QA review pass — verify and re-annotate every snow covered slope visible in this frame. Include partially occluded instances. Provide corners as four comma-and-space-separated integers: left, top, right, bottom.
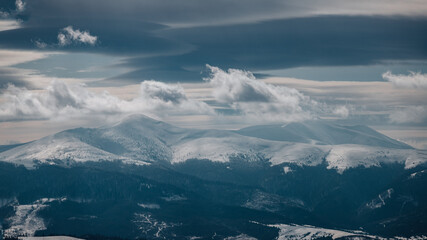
0, 114, 425, 172
4, 198, 66, 238
266, 223, 427, 240
236, 121, 412, 149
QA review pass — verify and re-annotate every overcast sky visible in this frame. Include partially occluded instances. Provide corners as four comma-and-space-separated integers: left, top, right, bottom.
0, 0, 426, 148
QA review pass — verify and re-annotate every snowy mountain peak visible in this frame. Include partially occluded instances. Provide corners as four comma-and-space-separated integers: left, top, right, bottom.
113, 114, 167, 128
0, 117, 424, 172
237, 120, 412, 149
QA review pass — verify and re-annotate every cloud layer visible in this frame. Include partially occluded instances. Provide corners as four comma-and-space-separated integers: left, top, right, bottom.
383, 71, 427, 90
0, 80, 212, 122
1, 4, 426, 83
389, 106, 427, 124
0, 66, 350, 123
9, 0, 427, 27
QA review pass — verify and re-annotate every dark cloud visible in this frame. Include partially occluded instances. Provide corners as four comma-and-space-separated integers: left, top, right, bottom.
20, 0, 292, 27
1, 0, 426, 83
140, 80, 188, 104
0, 24, 187, 56
163, 16, 427, 69
0, 0, 21, 17
0, 0, 17, 13
107, 16, 427, 82
17, 0, 427, 27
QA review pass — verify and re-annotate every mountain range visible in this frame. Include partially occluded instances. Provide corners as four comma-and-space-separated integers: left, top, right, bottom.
0, 114, 426, 239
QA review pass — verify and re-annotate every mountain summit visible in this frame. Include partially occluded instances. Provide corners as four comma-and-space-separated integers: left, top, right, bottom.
237, 120, 411, 149
0, 114, 424, 173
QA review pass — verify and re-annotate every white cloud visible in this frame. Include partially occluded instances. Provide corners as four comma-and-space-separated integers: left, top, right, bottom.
0, 50, 56, 90
15, 0, 25, 13
382, 71, 427, 90
33, 26, 98, 48
333, 105, 350, 118
0, 0, 25, 20
140, 81, 188, 104
0, 20, 21, 31
205, 65, 319, 122
34, 40, 47, 49
0, 80, 213, 122
137, 80, 213, 116
389, 106, 427, 124
0, 50, 49, 67
57, 26, 98, 46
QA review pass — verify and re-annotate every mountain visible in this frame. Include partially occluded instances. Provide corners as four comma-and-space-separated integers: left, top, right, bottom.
0, 114, 423, 173
0, 114, 426, 239
236, 120, 412, 149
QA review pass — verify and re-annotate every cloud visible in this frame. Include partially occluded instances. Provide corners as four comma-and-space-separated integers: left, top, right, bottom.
0, 20, 21, 31
0, 50, 49, 67
110, 16, 427, 83
34, 40, 47, 49
138, 80, 213, 115
32, 26, 98, 49
0, 65, 349, 124
333, 106, 350, 118
57, 26, 98, 46
206, 65, 274, 103
389, 106, 427, 124
0, 68, 32, 90
140, 81, 188, 104
1, 13, 426, 82
14, 0, 427, 28
0, 0, 25, 18
15, 0, 25, 13
0, 80, 212, 122
382, 71, 427, 90
205, 65, 319, 122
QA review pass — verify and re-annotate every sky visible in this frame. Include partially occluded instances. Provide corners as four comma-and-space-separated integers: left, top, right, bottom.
0, 0, 426, 148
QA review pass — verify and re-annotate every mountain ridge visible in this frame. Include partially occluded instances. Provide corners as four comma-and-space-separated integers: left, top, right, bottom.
0, 114, 426, 239
0, 114, 423, 173
236, 120, 412, 149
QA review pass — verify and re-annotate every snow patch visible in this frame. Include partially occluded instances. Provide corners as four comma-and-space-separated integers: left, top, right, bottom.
325, 145, 417, 174
133, 213, 178, 239
269, 223, 381, 240
224, 234, 257, 240
4, 198, 66, 238
172, 136, 267, 164
138, 203, 160, 209
161, 195, 187, 202
366, 188, 394, 209
409, 170, 427, 179
405, 149, 427, 169
283, 166, 293, 174
268, 143, 326, 166
20, 237, 84, 240
0, 133, 150, 168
